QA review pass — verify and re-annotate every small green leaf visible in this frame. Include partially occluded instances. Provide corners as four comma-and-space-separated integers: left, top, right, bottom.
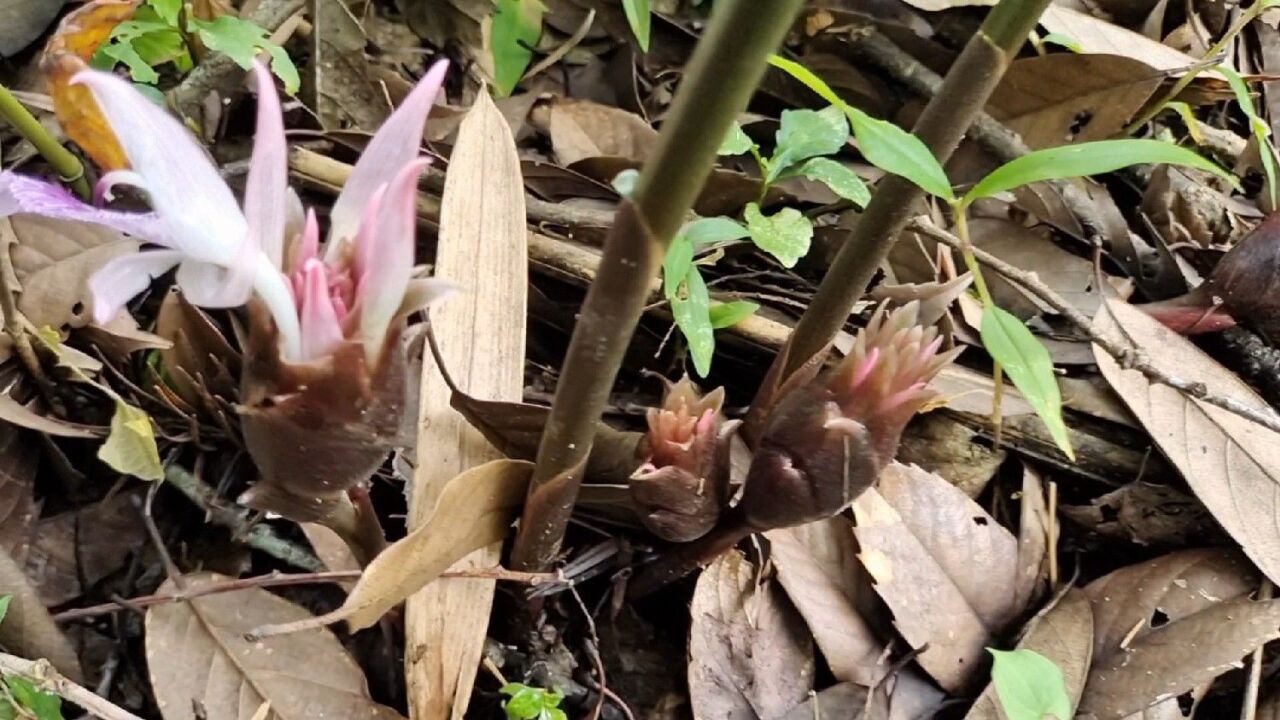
989, 649, 1074, 720
743, 202, 812, 268
1039, 32, 1082, 52
965, 139, 1236, 205
1221, 65, 1277, 207
95, 42, 161, 84
150, 0, 182, 26
663, 235, 694, 298
768, 106, 849, 181
190, 16, 300, 93
719, 122, 755, 156
621, 0, 651, 51
980, 305, 1074, 460
491, 0, 544, 97
1163, 101, 1203, 144
682, 216, 750, 247
98, 401, 164, 481
708, 300, 759, 329
611, 169, 639, 197
767, 55, 954, 200
0, 595, 10, 625
672, 266, 714, 377
4, 678, 62, 720
786, 156, 870, 206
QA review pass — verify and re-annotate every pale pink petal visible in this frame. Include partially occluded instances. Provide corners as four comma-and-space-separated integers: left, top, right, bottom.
73, 69, 247, 264
0, 172, 166, 242
89, 250, 183, 324
395, 277, 462, 318
174, 260, 255, 308
290, 208, 320, 274
299, 259, 344, 361
326, 59, 447, 256
357, 158, 431, 361
244, 61, 289, 269
93, 170, 146, 205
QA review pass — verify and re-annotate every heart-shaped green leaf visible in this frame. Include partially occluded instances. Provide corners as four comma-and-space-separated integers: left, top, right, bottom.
744, 203, 812, 268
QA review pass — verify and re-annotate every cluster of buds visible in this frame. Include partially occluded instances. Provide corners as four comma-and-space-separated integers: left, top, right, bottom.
0, 60, 455, 522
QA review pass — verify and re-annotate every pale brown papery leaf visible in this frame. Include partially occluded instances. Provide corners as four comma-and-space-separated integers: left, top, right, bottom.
0, 544, 83, 682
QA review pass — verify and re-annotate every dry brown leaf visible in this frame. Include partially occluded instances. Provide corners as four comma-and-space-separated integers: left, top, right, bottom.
767, 518, 884, 687
1038, 6, 1212, 76
1078, 549, 1280, 719
895, 0, 994, 10
688, 549, 815, 720
0, 544, 83, 682
25, 489, 146, 605
154, 287, 239, 408
968, 218, 1099, 319
405, 87, 528, 720
145, 572, 403, 720
1060, 481, 1221, 547
548, 98, 658, 166
965, 588, 1094, 720
852, 463, 1022, 692
1093, 297, 1280, 584
776, 683, 866, 720
989, 54, 1162, 148
0, 391, 103, 438
1013, 466, 1049, 612
0, 423, 38, 561
333, 459, 531, 631
311, 0, 391, 130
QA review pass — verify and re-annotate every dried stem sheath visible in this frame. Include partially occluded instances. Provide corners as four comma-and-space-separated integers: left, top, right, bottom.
778, 0, 1052, 379
0, 85, 90, 199
509, 0, 807, 571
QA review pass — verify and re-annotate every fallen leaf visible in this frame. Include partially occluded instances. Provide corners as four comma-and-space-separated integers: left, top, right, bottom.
548, 98, 658, 166
0, 0, 64, 57
154, 287, 240, 409
1038, 6, 1213, 76
1093, 297, 1280, 584
0, 391, 103, 438
406, 88, 529, 720
1013, 466, 1049, 613
965, 589, 1094, 720
0, 545, 82, 682
145, 572, 403, 720
98, 400, 163, 481
311, 0, 391, 130
898, 414, 1007, 499
0, 423, 38, 562
852, 463, 1023, 692
24, 490, 146, 605
688, 550, 815, 720
1060, 481, 1221, 547
776, 683, 866, 720
1078, 549, 1280, 719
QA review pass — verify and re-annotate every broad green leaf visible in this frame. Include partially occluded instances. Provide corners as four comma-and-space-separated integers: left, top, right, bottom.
4, 678, 62, 720
150, 0, 182, 27
1039, 32, 1082, 52
683, 216, 749, 246
709, 300, 759, 329
786, 156, 870, 206
502, 686, 542, 719
768, 106, 848, 181
965, 139, 1235, 205
130, 26, 188, 66
491, 0, 544, 97
98, 401, 164, 481
663, 235, 694, 298
611, 168, 639, 197
744, 202, 812, 268
0, 595, 9, 625
719, 122, 755, 156
621, 0, 651, 51
95, 41, 159, 84
989, 649, 1074, 720
672, 266, 714, 377
190, 16, 300, 93
768, 55, 954, 200
980, 305, 1074, 460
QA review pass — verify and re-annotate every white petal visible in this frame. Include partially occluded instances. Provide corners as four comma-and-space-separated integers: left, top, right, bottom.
89, 250, 183, 324
244, 62, 289, 269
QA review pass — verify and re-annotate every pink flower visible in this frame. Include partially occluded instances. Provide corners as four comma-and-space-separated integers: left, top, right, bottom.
0, 59, 455, 366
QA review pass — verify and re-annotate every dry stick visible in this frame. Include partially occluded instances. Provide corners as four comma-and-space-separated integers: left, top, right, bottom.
1241, 579, 1274, 720
908, 217, 1280, 436
0, 654, 144, 720
776, 0, 1053, 381
508, 0, 809, 572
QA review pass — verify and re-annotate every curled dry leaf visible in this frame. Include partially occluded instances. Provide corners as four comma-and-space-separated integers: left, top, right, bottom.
0, 391, 103, 438
145, 572, 403, 720
0, 545, 83, 682
965, 588, 1094, 720
1079, 548, 1280, 719
153, 287, 240, 410
851, 463, 1023, 693
688, 549, 815, 720
547, 98, 658, 166
1012, 466, 1049, 613
1093, 297, 1280, 584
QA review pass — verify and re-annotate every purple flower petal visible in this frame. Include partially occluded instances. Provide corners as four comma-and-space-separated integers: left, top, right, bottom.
0, 172, 166, 242
89, 250, 183, 324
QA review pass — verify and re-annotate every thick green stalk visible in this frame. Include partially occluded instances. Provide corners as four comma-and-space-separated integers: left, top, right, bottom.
509, 0, 807, 572
778, 0, 1052, 379
0, 84, 91, 200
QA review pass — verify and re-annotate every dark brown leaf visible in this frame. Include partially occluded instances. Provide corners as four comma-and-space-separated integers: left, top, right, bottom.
0, 545, 82, 682
24, 489, 146, 605
0, 423, 38, 561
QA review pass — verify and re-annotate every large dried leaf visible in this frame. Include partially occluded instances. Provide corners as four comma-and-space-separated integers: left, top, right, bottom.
688, 550, 814, 720
24, 489, 146, 605
333, 459, 531, 631
406, 87, 528, 720
1079, 549, 1280, 719
1093, 298, 1280, 584
852, 463, 1022, 692
0, 424, 38, 561
548, 98, 658, 166
1060, 481, 1220, 547
1037, 6, 1210, 76
0, 545, 82, 682
965, 589, 1094, 720
0, 391, 103, 438
145, 572, 403, 720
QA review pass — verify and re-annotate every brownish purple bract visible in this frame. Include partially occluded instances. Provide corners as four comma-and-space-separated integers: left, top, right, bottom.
740, 301, 960, 530
630, 377, 730, 542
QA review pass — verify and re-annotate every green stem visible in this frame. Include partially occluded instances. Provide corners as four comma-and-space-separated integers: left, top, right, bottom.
953, 203, 1005, 445
0, 85, 91, 200
508, 0, 808, 572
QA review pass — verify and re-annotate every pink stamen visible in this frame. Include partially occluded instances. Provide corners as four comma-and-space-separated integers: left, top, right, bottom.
848, 346, 881, 392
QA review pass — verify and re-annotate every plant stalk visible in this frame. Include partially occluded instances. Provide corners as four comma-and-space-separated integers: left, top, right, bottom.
0, 84, 91, 200
509, 0, 807, 572
776, 0, 1052, 380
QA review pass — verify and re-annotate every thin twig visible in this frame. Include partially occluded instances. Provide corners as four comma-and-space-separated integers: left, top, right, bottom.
1241, 578, 1274, 720
908, 216, 1280, 436
0, 653, 144, 720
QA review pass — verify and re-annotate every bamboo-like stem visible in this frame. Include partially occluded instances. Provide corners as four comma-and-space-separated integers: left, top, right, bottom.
0, 85, 91, 200
508, 0, 807, 572
776, 0, 1052, 380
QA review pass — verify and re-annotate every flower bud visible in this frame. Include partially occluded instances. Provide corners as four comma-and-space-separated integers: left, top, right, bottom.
739, 302, 960, 530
